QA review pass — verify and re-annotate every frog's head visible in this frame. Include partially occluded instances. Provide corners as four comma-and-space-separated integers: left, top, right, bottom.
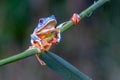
34, 15, 57, 32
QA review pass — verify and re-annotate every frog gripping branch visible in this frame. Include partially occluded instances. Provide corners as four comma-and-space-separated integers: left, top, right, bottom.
30, 13, 80, 65
0, 0, 109, 80
30, 15, 61, 65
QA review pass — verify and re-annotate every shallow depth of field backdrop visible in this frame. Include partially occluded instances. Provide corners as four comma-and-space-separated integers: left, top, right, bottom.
0, 0, 120, 80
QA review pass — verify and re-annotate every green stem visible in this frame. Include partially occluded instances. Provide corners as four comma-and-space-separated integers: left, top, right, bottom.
0, 0, 108, 66
79, 0, 109, 19
0, 48, 39, 66
60, 0, 109, 32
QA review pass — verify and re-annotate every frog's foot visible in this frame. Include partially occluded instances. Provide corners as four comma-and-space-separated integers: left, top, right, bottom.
40, 39, 52, 51
49, 29, 61, 44
50, 37, 59, 44
36, 54, 46, 65
71, 13, 80, 25
29, 40, 41, 49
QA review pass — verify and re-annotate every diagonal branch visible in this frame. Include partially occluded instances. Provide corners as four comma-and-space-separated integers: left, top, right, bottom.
0, 0, 109, 79
0, 0, 108, 68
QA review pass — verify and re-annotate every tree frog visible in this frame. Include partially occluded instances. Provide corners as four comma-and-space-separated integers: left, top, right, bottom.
30, 13, 80, 65
31, 15, 61, 50
30, 15, 61, 65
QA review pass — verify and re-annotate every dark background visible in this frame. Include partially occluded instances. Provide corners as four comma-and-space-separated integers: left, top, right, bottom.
0, 0, 120, 80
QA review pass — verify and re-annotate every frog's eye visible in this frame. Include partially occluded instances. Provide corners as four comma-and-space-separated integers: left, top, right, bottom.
39, 19, 44, 24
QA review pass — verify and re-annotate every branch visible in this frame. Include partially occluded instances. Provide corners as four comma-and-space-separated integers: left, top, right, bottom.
0, 0, 109, 79
0, 48, 39, 66
0, 0, 108, 80
0, 0, 108, 68
60, 0, 109, 32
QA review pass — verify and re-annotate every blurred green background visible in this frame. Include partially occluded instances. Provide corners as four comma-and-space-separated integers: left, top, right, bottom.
0, 0, 120, 80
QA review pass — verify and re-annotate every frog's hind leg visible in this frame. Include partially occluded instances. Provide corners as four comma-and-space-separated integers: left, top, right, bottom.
36, 54, 46, 65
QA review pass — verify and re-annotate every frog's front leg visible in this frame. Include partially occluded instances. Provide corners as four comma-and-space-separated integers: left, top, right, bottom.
30, 33, 41, 46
